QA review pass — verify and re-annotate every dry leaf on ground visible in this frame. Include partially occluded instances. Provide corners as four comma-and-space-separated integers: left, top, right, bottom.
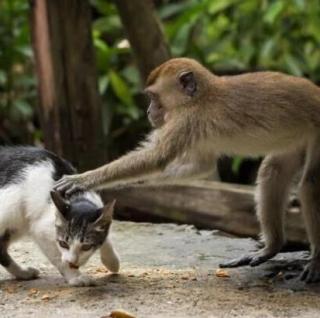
101, 309, 136, 318
215, 269, 230, 278
95, 267, 109, 273
41, 293, 58, 301
28, 288, 39, 296
4, 285, 17, 294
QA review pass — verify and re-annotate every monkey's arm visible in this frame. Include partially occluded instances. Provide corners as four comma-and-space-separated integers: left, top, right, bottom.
55, 123, 190, 194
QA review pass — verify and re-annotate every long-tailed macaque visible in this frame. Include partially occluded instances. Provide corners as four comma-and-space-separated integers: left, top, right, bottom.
55, 58, 320, 283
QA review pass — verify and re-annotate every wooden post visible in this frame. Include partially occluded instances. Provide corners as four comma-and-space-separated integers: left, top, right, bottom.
115, 0, 171, 82
29, 0, 106, 170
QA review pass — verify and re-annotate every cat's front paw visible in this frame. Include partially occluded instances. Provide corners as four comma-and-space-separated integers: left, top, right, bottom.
68, 275, 96, 287
101, 251, 120, 273
16, 267, 40, 280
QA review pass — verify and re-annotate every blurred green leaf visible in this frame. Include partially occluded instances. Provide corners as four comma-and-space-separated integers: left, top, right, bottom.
122, 66, 140, 90
263, 1, 285, 24
207, 0, 236, 15
284, 54, 303, 76
109, 70, 134, 107
232, 156, 243, 174
159, 2, 190, 19
12, 99, 33, 119
171, 22, 195, 56
93, 16, 121, 34
0, 70, 6, 85
98, 75, 109, 94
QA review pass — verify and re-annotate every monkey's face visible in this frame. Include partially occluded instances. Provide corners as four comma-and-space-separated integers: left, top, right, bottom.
145, 90, 166, 128
145, 67, 198, 128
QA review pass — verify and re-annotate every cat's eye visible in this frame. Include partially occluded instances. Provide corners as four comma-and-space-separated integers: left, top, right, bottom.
58, 240, 69, 249
81, 244, 93, 251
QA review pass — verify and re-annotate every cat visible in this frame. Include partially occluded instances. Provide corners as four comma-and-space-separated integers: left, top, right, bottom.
0, 146, 119, 286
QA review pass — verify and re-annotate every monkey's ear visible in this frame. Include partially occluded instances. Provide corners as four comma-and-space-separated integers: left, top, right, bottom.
179, 71, 197, 97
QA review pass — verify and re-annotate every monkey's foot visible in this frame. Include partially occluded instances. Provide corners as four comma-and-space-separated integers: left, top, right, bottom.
300, 259, 320, 283
219, 249, 277, 268
255, 240, 265, 250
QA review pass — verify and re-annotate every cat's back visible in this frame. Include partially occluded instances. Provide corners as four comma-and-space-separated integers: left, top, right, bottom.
0, 146, 75, 188
0, 146, 76, 229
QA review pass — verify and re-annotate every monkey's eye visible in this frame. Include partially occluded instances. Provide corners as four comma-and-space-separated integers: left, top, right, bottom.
81, 244, 93, 251
58, 240, 69, 249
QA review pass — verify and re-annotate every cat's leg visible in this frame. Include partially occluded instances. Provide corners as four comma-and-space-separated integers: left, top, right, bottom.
32, 234, 95, 286
100, 238, 120, 273
0, 230, 39, 280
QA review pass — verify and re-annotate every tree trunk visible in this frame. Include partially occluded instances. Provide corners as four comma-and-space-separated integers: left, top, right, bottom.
29, 0, 106, 171
115, 0, 171, 83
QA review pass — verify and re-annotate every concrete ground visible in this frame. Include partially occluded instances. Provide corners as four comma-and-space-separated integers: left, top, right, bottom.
1, 221, 320, 318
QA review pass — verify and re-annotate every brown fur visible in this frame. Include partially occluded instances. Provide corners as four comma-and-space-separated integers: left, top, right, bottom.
56, 58, 320, 283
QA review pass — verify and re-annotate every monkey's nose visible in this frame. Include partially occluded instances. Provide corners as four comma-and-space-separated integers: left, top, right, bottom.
69, 262, 79, 269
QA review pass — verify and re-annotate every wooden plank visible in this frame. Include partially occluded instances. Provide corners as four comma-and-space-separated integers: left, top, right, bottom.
29, 0, 106, 170
102, 180, 307, 244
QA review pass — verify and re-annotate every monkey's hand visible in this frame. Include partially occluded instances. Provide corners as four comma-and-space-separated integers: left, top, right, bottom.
54, 173, 93, 196
219, 248, 278, 268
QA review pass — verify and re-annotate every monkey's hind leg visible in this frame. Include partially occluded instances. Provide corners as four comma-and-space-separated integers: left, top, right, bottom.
299, 136, 320, 283
220, 149, 303, 268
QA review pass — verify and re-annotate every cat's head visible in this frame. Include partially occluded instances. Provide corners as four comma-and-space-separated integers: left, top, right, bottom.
50, 190, 115, 269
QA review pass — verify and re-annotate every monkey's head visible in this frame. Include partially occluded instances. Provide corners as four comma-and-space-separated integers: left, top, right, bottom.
145, 58, 212, 128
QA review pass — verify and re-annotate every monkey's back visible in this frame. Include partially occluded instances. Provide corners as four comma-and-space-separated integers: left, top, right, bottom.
218, 72, 320, 127
205, 72, 320, 155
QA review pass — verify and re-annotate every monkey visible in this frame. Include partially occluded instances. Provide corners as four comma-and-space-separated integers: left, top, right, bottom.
55, 57, 320, 283
146, 84, 215, 180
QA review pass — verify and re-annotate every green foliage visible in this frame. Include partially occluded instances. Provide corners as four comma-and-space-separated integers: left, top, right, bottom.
161, 0, 320, 81
0, 0, 37, 144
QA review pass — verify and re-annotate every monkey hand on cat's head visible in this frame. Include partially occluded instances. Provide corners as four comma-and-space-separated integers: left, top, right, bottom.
54, 172, 92, 196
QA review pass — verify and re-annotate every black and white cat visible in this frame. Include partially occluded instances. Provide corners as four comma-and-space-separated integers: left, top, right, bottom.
0, 146, 119, 286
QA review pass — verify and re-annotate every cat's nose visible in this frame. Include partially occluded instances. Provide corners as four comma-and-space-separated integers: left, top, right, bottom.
69, 262, 79, 269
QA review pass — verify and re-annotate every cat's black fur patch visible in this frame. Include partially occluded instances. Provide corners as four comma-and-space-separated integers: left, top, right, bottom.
68, 200, 102, 223
0, 230, 11, 267
66, 199, 108, 244
65, 193, 101, 221
0, 146, 76, 187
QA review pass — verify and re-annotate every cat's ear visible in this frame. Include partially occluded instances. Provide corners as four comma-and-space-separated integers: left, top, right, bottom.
50, 190, 70, 218
94, 199, 116, 230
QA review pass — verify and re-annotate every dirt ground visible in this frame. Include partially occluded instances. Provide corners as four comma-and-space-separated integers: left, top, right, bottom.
1, 221, 320, 318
